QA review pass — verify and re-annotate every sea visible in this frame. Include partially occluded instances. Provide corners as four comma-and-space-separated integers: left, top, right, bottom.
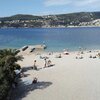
0, 27, 100, 52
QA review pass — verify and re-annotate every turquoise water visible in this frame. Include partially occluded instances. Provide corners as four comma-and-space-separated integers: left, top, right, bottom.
0, 27, 100, 51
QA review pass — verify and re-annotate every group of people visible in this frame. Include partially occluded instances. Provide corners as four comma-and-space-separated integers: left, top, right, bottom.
32, 58, 52, 84
33, 58, 52, 70
44, 58, 52, 68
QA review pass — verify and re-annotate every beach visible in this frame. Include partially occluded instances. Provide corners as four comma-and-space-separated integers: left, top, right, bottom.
11, 50, 100, 100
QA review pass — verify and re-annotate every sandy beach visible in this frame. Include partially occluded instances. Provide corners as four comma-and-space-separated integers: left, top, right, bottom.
12, 50, 100, 100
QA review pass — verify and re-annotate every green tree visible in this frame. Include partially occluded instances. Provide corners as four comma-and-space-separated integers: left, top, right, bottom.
0, 49, 23, 100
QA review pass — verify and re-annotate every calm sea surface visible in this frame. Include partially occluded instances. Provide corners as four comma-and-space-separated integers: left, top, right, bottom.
0, 27, 100, 51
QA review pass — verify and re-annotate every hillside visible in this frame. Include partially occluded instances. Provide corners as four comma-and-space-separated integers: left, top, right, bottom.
0, 12, 100, 28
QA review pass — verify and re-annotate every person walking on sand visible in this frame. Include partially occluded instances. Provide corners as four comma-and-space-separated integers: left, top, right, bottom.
33, 60, 37, 70
44, 58, 47, 68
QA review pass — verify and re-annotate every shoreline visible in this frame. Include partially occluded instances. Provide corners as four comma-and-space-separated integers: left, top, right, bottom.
17, 46, 100, 56
0, 26, 100, 29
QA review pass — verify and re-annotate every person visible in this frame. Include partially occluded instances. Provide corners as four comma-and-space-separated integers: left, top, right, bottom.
59, 54, 62, 58
47, 60, 51, 67
63, 49, 69, 55
44, 58, 47, 67
48, 52, 51, 55
33, 60, 37, 70
20, 72, 24, 77
32, 77, 37, 84
89, 55, 92, 58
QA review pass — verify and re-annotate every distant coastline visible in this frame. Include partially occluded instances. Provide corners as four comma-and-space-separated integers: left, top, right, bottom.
0, 12, 100, 28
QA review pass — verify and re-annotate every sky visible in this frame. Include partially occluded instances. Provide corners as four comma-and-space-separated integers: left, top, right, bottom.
0, 0, 100, 17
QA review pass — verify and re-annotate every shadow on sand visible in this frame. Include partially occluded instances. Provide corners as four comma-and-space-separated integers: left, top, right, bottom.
22, 66, 33, 72
22, 73, 30, 77
22, 66, 43, 72
10, 80, 52, 100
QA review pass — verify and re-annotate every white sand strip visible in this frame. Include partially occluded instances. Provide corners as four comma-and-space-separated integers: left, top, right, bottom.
15, 51, 100, 100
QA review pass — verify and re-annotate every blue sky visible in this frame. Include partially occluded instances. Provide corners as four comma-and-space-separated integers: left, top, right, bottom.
0, 0, 100, 17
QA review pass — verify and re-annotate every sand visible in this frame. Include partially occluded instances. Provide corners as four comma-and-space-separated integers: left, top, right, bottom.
12, 50, 100, 100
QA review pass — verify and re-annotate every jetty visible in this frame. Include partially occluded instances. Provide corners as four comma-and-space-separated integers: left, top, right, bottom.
18, 44, 47, 55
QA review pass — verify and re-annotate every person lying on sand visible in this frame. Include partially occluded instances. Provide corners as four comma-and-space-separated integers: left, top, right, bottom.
55, 54, 62, 58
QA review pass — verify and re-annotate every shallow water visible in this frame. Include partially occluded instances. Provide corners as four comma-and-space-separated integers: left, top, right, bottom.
0, 27, 100, 51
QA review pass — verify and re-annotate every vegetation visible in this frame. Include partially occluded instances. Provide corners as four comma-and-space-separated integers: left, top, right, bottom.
0, 12, 100, 28
0, 49, 23, 100
0, 14, 43, 21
